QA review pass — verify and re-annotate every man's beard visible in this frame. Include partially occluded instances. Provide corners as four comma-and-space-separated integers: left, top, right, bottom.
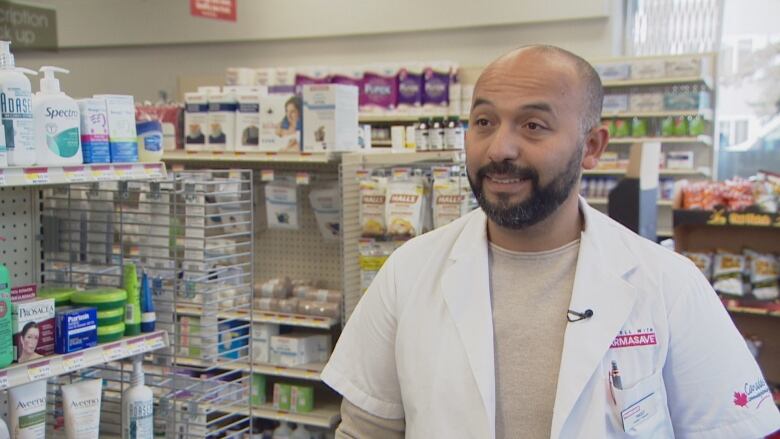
468, 144, 583, 230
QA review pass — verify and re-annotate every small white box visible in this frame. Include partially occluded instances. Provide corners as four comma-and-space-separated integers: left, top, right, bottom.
595, 63, 631, 81
234, 86, 268, 152
184, 92, 209, 151
270, 333, 331, 367
665, 57, 702, 78
207, 91, 237, 151
252, 323, 280, 363
665, 151, 694, 169
302, 84, 359, 152
630, 60, 666, 79
259, 94, 301, 152
225, 67, 256, 86
602, 94, 629, 113
629, 93, 664, 112
94, 94, 138, 162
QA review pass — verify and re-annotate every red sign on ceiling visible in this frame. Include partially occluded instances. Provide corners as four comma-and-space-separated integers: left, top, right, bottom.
190, 0, 237, 22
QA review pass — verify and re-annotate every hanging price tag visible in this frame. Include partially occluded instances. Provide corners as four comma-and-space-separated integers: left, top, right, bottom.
144, 334, 165, 350
392, 167, 411, 180
113, 164, 133, 179
260, 169, 274, 182
0, 371, 8, 390
91, 165, 116, 181
63, 166, 87, 183
62, 352, 85, 373
27, 360, 52, 381
127, 338, 147, 355
102, 342, 126, 362
355, 169, 369, 180
295, 172, 310, 185
432, 166, 451, 179
23, 167, 49, 185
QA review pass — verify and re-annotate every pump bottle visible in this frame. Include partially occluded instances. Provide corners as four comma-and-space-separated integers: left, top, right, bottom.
33, 66, 82, 165
122, 355, 154, 439
0, 41, 36, 166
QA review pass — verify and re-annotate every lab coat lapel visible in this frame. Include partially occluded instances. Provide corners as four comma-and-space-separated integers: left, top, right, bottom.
551, 202, 639, 439
440, 210, 496, 439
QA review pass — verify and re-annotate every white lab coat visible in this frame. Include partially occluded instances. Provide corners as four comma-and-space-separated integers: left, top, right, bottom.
322, 199, 780, 438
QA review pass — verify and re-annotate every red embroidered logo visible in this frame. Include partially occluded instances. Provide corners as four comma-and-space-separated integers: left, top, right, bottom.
733, 392, 749, 407
609, 333, 657, 349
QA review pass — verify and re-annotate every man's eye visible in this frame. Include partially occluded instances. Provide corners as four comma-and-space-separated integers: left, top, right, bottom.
475, 118, 491, 127
526, 122, 544, 130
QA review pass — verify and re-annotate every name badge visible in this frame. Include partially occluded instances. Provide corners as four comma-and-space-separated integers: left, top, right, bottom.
621, 391, 659, 433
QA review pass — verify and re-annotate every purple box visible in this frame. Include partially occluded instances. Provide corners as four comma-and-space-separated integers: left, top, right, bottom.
397, 67, 423, 108
423, 66, 451, 107
361, 65, 398, 111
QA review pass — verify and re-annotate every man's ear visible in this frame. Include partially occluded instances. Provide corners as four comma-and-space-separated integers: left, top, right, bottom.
582, 124, 610, 170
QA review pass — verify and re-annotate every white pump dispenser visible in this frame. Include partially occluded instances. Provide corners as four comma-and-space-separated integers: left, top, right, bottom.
0, 41, 36, 166
33, 65, 83, 165
122, 356, 154, 439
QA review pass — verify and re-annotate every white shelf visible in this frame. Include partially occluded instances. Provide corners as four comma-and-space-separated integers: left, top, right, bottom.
608, 135, 712, 146
358, 150, 464, 166
175, 305, 339, 329
585, 198, 674, 207
359, 114, 467, 123
0, 330, 168, 390
602, 75, 713, 88
163, 150, 339, 164
208, 401, 341, 429
371, 140, 392, 146
175, 357, 326, 381
602, 109, 713, 120
583, 168, 710, 177
0, 162, 166, 188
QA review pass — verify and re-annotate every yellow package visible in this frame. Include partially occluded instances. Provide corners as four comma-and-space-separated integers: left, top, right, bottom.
386, 178, 425, 238
359, 177, 387, 237
433, 176, 471, 229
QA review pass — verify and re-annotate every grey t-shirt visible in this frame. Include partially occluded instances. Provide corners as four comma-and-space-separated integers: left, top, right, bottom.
490, 239, 580, 438
336, 239, 581, 439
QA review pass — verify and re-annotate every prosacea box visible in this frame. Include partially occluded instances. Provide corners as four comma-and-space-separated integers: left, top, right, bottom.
55, 306, 98, 354
12, 298, 55, 362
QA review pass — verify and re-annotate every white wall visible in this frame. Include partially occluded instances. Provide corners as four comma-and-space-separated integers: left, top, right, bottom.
30, 0, 609, 47
15, 1, 617, 101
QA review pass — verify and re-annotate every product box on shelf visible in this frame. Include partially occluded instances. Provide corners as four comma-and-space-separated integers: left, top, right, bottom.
225, 67, 256, 86
361, 64, 398, 113
629, 92, 664, 112
94, 94, 138, 162
55, 306, 97, 354
179, 315, 202, 357
258, 94, 301, 152
77, 98, 111, 163
630, 59, 666, 79
396, 63, 424, 114
594, 63, 631, 81
422, 62, 453, 114
185, 92, 209, 151
234, 86, 267, 152
218, 320, 249, 360
273, 383, 292, 411
665, 151, 694, 169
665, 56, 702, 78
291, 385, 314, 413
252, 323, 280, 363
602, 94, 629, 113
270, 333, 331, 367
302, 84, 359, 152
206, 91, 237, 151
12, 297, 56, 362
251, 373, 266, 406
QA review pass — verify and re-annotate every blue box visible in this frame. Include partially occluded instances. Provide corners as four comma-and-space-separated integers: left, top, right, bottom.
55, 307, 98, 354
218, 320, 249, 360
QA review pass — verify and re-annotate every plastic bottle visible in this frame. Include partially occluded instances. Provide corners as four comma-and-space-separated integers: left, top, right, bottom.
0, 41, 35, 166
122, 356, 154, 439
33, 66, 83, 166
0, 265, 13, 368
139, 271, 155, 332
272, 421, 293, 439
444, 116, 464, 150
123, 263, 141, 336
290, 424, 311, 439
428, 117, 444, 150
414, 118, 429, 151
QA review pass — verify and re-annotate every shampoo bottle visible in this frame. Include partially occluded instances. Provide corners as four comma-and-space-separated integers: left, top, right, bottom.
122, 355, 154, 439
33, 66, 82, 166
0, 265, 12, 367
0, 41, 36, 166
123, 263, 141, 336
139, 271, 155, 332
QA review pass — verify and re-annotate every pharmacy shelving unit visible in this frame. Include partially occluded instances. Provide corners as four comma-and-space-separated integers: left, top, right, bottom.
0, 162, 171, 435
162, 149, 464, 432
673, 209, 780, 394
40, 170, 255, 437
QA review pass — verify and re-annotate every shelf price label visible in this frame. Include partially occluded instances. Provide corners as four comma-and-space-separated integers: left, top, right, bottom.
143, 164, 164, 179
113, 164, 134, 179
23, 167, 49, 185
127, 338, 147, 355
27, 360, 52, 381
295, 172, 310, 185
0, 371, 7, 390
145, 334, 166, 350
102, 343, 126, 362
260, 169, 274, 182
91, 165, 116, 181
63, 166, 87, 183
62, 353, 85, 373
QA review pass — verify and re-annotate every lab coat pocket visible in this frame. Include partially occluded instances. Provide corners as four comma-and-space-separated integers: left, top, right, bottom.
608, 369, 666, 437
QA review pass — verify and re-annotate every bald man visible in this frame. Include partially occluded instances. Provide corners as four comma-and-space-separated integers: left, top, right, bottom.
322, 45, 780, 438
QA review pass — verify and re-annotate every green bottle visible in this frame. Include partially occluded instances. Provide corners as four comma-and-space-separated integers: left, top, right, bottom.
688, 115, 706, 136
123, 264, 141, 336
0, 265, 13, 367
660, 117, 675, 137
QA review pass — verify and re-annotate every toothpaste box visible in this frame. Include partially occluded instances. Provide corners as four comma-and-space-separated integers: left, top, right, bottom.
93, 95, 139, 162
55, 306, 97, 354
77, 98, 111, 164
302, 84, 359, 152
12, 298, 56, 362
